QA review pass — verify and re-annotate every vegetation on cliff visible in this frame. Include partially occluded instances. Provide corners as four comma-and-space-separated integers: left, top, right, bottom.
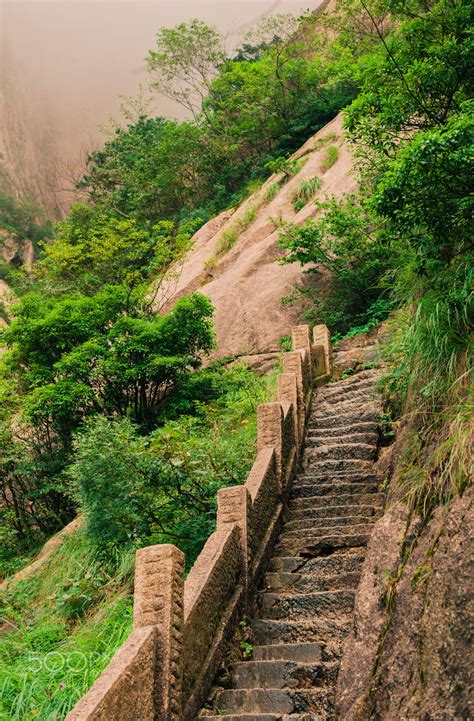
0, 0, 472, 717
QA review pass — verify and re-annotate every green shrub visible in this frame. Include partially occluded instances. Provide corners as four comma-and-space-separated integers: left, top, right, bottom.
264, 182, 281, 203
321, 145, 339, 172
292, 177, 321, 211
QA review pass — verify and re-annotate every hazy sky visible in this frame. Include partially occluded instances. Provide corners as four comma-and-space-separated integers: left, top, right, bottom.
1, 0, 311, 156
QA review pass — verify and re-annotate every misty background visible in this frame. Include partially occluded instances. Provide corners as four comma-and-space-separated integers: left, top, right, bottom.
0, 0, 310, 215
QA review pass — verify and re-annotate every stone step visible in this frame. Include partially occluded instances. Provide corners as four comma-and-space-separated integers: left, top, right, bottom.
257, 590, 355, 621
304, 442, 377, 462
268, 551, 365, 575
274, 532, 370, 557
309, 409, 380, 430
317, 368, 381, 396
253, 642, 324, 663
263, 570, 361, 594
315, 385, 378, 405
214, 687, 335, 715
230, 660, 339, 689
201, 714, 330, 721
285, 504, 380, 522
302, 458, 374, 474
250, 618, 352, 646
307, 421, 379, 439
279, 522, 373, 543
289, 492, 383, 511
283, 514, 376, 532
305, 431, 379, 448
314, 396, 380, 416
295, 472, 380, 485
290, 481, 380, 499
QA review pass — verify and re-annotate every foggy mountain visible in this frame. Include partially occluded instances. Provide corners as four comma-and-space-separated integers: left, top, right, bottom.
0, 0, 309, 216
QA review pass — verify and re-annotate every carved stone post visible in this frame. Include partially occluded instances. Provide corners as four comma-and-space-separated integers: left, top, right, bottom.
257, 403, 284, 490
217, 485, 251, 590
292, 324, 311, 353
134, 544, 185, 721
277, 373, 299, 445
283, 352, 305, 438
313, 324, 331, 376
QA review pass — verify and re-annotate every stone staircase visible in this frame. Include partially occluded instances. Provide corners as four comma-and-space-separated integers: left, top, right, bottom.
201, 368, 384, 721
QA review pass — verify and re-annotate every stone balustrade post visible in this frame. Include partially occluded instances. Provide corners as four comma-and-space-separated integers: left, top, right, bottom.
277, 373, 299, 445
292, 324, 311, 353
134, 544, 185, 721
257, 403, 284, 490
313, 324, 331, 376
217, 485, 251, 589
282, 352, 305, 437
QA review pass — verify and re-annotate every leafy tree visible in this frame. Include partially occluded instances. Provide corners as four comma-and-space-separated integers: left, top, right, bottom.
39, 205, 194, 293
146, 19, 226, 119
78, 117, 210, 224
279, 195, 395, 334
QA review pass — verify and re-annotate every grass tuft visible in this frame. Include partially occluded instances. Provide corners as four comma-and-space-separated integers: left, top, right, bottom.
321, 145, 339, 172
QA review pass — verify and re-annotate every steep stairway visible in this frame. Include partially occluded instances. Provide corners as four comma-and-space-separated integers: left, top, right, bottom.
201, 368, 384, 721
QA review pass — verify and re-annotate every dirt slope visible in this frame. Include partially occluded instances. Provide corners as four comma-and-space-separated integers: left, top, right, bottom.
159, 113, 356, 358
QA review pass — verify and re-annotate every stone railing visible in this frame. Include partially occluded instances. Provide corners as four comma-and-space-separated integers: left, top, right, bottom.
66, 324, 331, 721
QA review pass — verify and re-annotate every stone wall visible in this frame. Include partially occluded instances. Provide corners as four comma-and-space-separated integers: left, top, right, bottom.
65, 324, 331, 721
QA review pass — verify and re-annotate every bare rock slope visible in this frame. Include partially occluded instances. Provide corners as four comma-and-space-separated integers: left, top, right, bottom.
160, 113, 356, 358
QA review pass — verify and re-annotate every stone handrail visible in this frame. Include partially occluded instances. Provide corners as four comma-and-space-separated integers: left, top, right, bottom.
65, 324, 331, 721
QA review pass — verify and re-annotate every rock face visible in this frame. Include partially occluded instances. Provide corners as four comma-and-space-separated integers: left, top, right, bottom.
200, 369, 385, 719
337, 486, 473, 720
160, 113, 356, 359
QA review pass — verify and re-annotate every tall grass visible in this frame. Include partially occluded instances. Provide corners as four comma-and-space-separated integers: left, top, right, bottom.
383, 273, 473, 515
321, 145, 339, 172
0, 535, 134, 720
292, 177, 321, 212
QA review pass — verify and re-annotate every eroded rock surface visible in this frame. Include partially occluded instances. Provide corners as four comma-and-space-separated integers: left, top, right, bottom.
337, 486, 473, 720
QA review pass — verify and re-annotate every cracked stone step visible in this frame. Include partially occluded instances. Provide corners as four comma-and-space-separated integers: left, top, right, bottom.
295, 471, 380, 483
274, 532, 370, 556
279, 522, 374, 543
315, 385, 378, 404
257, 590, 356, 621
214, 687, 335, 715
286, 505, 381, 524
201, 714, 330, 721
304, 442, 377, 462
230, 660, 339, 689
302, 458, 374, 474
268, 551, 365, 575
289, 492, 383, 510
252, 643, 324, 663
283, 514, 377, 531
290, 481, 380, 499
309, 409, 380, 430
263, 570, 361, 594
319, 369, 380, 389
250, 618, 352, 645
305, 432, 379, 448
306, 421, 379, 439
314, 397, 381, 416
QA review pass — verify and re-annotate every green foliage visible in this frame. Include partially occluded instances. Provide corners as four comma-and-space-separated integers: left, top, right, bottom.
0, 291, 214, 548
146, 19, 226, 118
264, 182, 281, 203
265, 156, 303, 181
279, 195, 394, 334
69, 364, 275, 564
0, 535, 134, 720
321, 145, 339, 171
292, 177, 321, 211
0, 192, 52, 249
78, 116, 212, 225
40, 206, 194, 292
